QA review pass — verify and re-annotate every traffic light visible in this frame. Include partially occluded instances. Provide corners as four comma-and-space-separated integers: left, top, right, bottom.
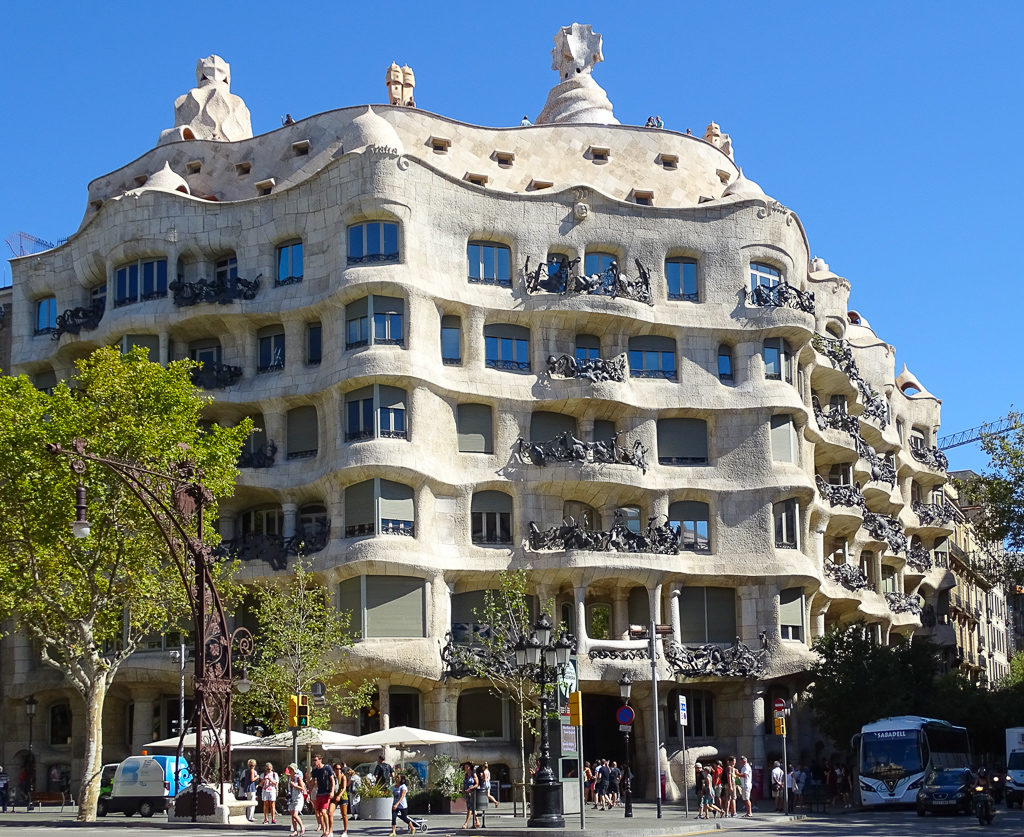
774, 717, 786, 736
297, 694, 309, 727
568, 691, 582, 727
288, 694, 299, 728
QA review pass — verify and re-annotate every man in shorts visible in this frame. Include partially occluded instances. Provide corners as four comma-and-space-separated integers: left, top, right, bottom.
311, 753, 336, 837
737, 755, 753, 817
721, 757, 736, 817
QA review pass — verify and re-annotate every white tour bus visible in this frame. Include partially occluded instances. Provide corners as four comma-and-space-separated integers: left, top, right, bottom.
853, 716, 971, 807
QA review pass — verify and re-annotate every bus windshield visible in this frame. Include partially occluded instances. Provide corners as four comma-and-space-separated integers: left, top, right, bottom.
924, 725, 971, 769
861, 729, 923, 779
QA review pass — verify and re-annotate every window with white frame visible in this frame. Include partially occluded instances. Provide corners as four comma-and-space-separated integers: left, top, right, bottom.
750, 261, 781, 291
669, 501, 710, 551
239, 506, 284, 536
345, 385, 408, 442
115, 258, 168, 307
467, 241, 512, 287
763, 337, 792, 382
779, 587, 805, 641
215, 255, 238, 286
189, 338, 222, 366
773, 498, 800, 549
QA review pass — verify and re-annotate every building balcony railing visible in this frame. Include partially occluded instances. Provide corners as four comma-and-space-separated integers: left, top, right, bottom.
815, 475, 866, 511
169, 273, 261, 307
345, 522, 375, 538
468, 274, 512, 288
524, 256, 654, 305
190, 361, 243, 390
347, 252, 399, 266
545, 352, 628, 383
215, 526, 329, 571
286, 448, 318, 461
906, 545, 933, 572
813, 402, 861, 436
910, 443, 949, 472
381, 519, 415, 536
911, 500, 956, 527
486, 358, 531, 372
274, 274, 303, 287
528, 516, 682, 554
747, 281, 815, 314
237, 440, 277, 469
52, 299, 105, 340
825, 561, 871, 591
345, 429, 375, 443
514, 431, 649, 472
885, 592, 923, 615
664, 637, 768, 679
810, 333, 890, 429
862, 512, 908, 555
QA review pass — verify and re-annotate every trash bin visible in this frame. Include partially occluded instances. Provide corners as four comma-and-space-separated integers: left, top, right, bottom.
475, 788, 490, 811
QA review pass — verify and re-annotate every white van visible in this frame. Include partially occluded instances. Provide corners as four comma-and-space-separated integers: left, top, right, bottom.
97, 755, 191, 817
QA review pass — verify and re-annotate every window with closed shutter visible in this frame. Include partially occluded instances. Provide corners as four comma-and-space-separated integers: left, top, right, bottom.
530, 411, 577, 442
365, 576, 425, 637
345, 480, 375, 537
458, 404, 493, 453
657, 418, 708, 465
286, 406, 318, 459
770, 415, 798, 463
779, 587, 804, 641
379, 479, 415, 535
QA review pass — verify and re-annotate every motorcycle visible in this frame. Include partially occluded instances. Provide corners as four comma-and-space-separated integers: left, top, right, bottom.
974, 783, 995, 825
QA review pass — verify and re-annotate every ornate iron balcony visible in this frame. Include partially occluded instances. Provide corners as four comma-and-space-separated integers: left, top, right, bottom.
863, 512, 908, 555
486, 358, 531, 372
379, 429, 408, 440
910, 444, 949, 471
811, 334, 890, 428
630, 368, 677, 381
664, 636, 768, 678
169, 273, 261, 307
912, 500, 956, 526
524, 256, 654, 305
813, 401, 861, 436
906, 545, 933, 572
274, 274, 303, 287
237, 440, 277, 469
748, 281, 814, 314
855, 437, 897, 485
381, 519, 415, 536
216, 533, 287, 571
815, 475, 866, 511
514, 430, 649, 473
286, 449, 318, 460
825, 561, 871, 591
344, 429, 375, 443
52, 299, 105, 340
528, 515, 680, 554
348, 252, 399, 265
345, 522, 375, 538
468, 274, 512, 287
190, 361, 243, 390
885, 592, 923, 615
546, 352, 627, 383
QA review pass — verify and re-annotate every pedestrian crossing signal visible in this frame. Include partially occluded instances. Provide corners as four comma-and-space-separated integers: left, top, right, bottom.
774, 717, 786, 736
568, 691, 582, 727
288, 694, 299, 728
297, 694, 310, 727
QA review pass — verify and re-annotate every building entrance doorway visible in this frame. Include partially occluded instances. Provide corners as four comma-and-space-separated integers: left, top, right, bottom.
582, 693, 641, 793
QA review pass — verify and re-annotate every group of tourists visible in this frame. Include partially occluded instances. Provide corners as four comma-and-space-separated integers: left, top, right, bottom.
241, 755, 361, 837
694, 755, 754, 819
583, 759, 630, 809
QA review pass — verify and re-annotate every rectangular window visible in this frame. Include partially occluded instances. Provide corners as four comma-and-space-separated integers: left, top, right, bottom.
378, 385, 408, 439
484, 324, 530, 372
257, 330, 286, 371
306, 323, 322, 365
467, 242, 512, 286
472, 511, 511, 544
346, 387, 375, 442
628, 336, 676, 380
457, 403, 494, 453
657, 418, 708, 465
774, 499, 799, 549
277, 241, 304, 284
36, 297, 58, 333
763, 337, 792, 383
346, 297, 369, 349
441, 315, 462, 365
666, 258, 698, 301
348, 222, 399, 264
372, 296, 404, 345
779, 588, 804, 641
718, 346, 733, 382
584, 252, 616, 282
340, 576, 426, 638
115, 258, 167, 307
770, 415, 798, 462
679, 587, 736, 643
215, 256, 238, 285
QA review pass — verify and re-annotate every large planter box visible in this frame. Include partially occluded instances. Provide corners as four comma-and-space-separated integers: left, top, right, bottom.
360, 797, 393, 821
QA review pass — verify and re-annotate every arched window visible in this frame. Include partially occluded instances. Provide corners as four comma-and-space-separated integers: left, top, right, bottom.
471, 491, 512, 545
49, 702, 72, 746
457, 688, 508, 739
114, 257, 168, 307
773, 498, 800, 549
584, 251, 616, 276
750, 262, 781, 291
669, 501, 710, 552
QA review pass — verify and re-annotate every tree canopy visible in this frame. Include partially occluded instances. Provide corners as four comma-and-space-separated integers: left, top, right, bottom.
0, 346, 249, 820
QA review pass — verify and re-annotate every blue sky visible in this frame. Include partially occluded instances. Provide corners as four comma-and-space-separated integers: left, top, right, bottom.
3, 2, 1020, 472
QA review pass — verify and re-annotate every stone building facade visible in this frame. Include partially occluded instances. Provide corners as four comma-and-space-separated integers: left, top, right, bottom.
3, 29, 958, 800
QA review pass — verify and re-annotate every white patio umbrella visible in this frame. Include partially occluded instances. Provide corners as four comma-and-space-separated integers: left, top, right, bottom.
331, 725, 475, 774
238, 727, 367, 770
142, 729, 259, 750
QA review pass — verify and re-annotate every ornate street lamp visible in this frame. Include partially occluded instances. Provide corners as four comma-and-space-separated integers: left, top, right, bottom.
50, 439, 252, 821
514, 616, 575, 829
25, 696, 37, 810
618, 675, 633, 818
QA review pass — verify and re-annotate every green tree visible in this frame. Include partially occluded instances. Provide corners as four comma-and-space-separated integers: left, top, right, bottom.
1003, 650, 1024, 689
0, 347, 248, 821
443, 570, 555, 815
233, 559, 372, 733
807, 623, 940, 751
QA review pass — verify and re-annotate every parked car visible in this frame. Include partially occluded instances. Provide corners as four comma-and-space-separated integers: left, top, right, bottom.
916, 767, 976, 816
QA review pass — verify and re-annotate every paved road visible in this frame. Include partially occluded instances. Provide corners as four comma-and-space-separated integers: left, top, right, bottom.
0, 802, 1021, 836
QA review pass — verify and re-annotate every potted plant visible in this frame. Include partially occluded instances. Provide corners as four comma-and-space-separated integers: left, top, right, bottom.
427, 754, 462, 815
355, 777, 392, 821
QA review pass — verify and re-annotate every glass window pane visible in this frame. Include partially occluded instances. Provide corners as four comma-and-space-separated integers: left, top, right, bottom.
156, 259, 167, 292
468, 244, 481, 278
485, 335, 497, 362
349, 226, 363, 259
278, 248, 289, 281
383, 223, 398, 256
515, 338, 528, 364
483, 246, 495, 279
497, 246, 510, 280
666, 261, 680, 295
367, 222, 381, 255
500, 337, 513, 360
442, 327, 460, 359
682, 261, 697, 295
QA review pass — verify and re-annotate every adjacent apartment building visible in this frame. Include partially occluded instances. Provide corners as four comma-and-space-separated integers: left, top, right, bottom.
2, 26, 964, 800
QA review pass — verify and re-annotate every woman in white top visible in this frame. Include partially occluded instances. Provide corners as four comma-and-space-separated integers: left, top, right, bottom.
261, 762, 279, 825
483, 762, 498, 807
285, 763, 306, 836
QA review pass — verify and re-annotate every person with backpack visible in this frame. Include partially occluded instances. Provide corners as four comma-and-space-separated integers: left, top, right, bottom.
373, 754, 394, 785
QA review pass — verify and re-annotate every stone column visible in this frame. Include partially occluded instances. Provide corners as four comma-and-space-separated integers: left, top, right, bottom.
465, 308, 486, 369
263, 405, 286, 454
649, 580, 664, 626
377, 678, 391, 730
282, 503, 298, 540
611, 588, 629, 639
427, 572, 449, 640
131, 689, 162, 754
158, 332, 170, 365
574, 585, 589, 655
669, 584, 682, 644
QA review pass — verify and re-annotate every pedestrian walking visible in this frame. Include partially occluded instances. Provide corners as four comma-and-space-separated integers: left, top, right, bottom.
483, 761, 498, 807
242, 758, 259, 821
390, 773, 415, 835
310, 753, 336, 837
331, 762, 349, 837
374, 754, 394, 786
608, 761, 621, 807
347, 767, 362, 820
0, 766, 8, 813
285, 763, 307, 837
583, 761, 594, 804
461, 762, 480, 829
260, 762, 279, 825
722, 756, 737, 817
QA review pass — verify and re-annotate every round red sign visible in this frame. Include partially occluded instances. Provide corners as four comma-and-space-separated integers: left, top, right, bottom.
774, 698, 786, 713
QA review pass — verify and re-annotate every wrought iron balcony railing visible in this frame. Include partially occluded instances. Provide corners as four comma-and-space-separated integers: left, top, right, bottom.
885, 592, 923, 615
528, 515, 681, 554
664, 636, 768, 679
524, 256, 654, 305
514, 431, 648, 473
169, 273, 261, 307
906, 545, 933, 572
545, 353, 627, 383
748, 281, 815, 314
912, 500, 956, 527
811, 333, 890, 428
825, 561, 872, 591
52, 299, 105, 340
815, 475, 866, 511
863, 512, 908, 555
237, 441, 277, 469
910, 444, 949, 472
190, 361, 243, 390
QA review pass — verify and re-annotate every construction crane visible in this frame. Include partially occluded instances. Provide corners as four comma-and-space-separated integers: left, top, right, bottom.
5, 231, 56, 258
938, 416, 1021, 451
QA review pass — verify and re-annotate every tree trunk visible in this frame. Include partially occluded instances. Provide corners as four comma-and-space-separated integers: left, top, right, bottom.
75, 677, 108, 822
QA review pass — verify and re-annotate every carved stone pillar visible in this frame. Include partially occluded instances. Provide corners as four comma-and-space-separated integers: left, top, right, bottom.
131, 689, 162, 754
282, 503, 298, 540
574, 585, 589, 654
377, 678, 391, 730
611, 588, 629, 639
669, 584, 682, 644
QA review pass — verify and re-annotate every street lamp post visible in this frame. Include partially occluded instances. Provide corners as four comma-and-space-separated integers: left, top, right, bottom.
169, 643, 188, 770
25, 696, 37, 810
618, 675, 633, 818
49, 439, 252, 821
514, 615, 574, 829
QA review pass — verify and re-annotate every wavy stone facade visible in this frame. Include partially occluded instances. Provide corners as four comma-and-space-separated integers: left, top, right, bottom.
3, 38, 957, 801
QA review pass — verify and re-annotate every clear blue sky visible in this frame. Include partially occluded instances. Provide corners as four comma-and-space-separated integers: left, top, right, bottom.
3, 2, 1020, 472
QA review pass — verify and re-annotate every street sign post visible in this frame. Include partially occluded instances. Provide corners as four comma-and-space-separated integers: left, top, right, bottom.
615, 705, 635, 726
774, 698, 788, 813
774, 697, 786, 714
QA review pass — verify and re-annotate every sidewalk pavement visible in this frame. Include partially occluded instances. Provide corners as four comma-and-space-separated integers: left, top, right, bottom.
0, 798, 823, 834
